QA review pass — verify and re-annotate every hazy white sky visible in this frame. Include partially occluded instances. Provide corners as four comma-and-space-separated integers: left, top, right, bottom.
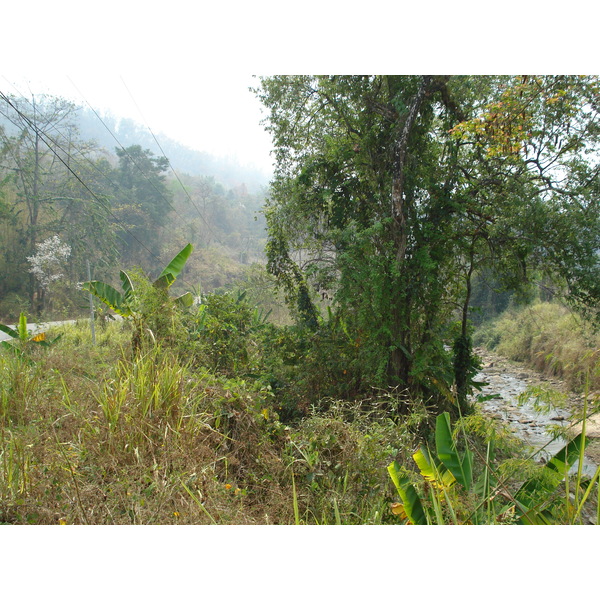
2, 72, 275, 175
2, 1, 596, 181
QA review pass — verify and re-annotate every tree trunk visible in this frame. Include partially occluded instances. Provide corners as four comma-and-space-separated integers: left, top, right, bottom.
454, 244, 476, 414
387, 76, 432, 387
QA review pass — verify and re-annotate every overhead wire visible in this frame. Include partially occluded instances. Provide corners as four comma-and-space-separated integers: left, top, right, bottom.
66, 77, 195, 234
118, 76, 220, 243
0, 82, 204, 281
0, 79, 228, 290
4, 78, 196, 246
0, 90, 170, 272
3, 78, 221, 247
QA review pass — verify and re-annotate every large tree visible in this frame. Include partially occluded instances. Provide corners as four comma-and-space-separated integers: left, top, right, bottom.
255, 75, 600, 413
111, 144, 174, 267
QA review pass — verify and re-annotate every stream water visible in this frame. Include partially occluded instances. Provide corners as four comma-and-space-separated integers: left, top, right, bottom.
472, 349, 597, 478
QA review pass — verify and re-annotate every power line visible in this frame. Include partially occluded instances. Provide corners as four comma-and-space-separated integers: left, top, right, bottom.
0, 91, 169, 271
66, 77, 194, 234
4, 79, 193, 239
2, 80, 198, 260
119, 76, 220, 242
1, 83, 200, 258
0, 90, 205, 293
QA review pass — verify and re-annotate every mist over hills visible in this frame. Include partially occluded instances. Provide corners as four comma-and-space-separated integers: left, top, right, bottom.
0, 96, 272, 192
76, 107, 272, 192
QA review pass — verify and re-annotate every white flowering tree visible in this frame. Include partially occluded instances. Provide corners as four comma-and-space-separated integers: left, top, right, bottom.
26, 235, 72, 311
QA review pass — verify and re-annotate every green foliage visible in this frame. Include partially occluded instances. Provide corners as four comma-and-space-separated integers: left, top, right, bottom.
256, 75, 600, 416
474, 301, 600, 392
0, 312, 62, 362
83, 244, 194, 354
388, 409, 599, 525
111, 145, 174, 259
185, 290, 257, 375
0, 94, 119, 315
452, 333, 483, 413
513, 433, 590, 524
388, 411, 507, 524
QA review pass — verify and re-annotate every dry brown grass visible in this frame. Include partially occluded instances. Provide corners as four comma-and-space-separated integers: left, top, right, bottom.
0, 322, 296, 524
1, 320, 408, 525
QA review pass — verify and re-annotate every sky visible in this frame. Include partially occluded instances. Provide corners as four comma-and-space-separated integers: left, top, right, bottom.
3, 1, 597, 183
2, 72, 276, 175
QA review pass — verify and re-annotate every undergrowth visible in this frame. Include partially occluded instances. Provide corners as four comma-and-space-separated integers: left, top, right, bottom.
2, 297, 599, 525
0, 320, 422, 524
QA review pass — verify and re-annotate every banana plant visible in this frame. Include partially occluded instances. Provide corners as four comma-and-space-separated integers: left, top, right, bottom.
388, 411, 592, 525
82, 244, 194, 353
388, 412, 473, 524
0, 311, 62, 360
82, 243, 195, 317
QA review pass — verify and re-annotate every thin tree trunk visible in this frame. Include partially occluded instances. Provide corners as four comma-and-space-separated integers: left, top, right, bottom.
388, 76, 432, 387
454, 243, 476, 414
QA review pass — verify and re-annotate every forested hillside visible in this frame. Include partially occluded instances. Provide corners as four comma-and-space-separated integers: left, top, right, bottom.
76, 107, 271, 191
0, 92, 272, 320
2, 76, 600, 527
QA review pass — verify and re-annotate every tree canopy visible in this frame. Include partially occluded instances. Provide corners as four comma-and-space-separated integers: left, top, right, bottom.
255, 75, 600, 412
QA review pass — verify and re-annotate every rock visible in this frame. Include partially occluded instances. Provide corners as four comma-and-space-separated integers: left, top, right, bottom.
570, 414, 600, 438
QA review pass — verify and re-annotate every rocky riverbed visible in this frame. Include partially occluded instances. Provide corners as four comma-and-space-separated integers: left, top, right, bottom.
473, 347, 600, 471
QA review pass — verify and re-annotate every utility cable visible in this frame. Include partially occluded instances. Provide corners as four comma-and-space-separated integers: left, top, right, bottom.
66, 77, 194, 234
0, 84, 196, 270
119, 76, 220, 242
0, 91, 169, 271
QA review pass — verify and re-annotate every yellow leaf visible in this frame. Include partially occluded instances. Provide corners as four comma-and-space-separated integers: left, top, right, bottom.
391, 502, 408, 518
31, 332, 46, 342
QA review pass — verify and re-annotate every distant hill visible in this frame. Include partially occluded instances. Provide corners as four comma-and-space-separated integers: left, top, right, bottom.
0, 97, 271, 192
76, 107, 272, 192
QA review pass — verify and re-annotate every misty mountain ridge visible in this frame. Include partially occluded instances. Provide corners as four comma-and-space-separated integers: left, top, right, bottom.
0, 96, 271, 192
76, 107, 272, 192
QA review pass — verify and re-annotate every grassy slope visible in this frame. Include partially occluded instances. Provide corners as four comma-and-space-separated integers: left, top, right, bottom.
474, 301, 600, 394
2, 305, 597, 525
0, 320, 411, 525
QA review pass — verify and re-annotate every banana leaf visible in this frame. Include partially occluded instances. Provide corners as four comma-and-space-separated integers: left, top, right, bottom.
0, 322, 19, 340
413, 447, 456, 488
174, 292, 194, 308
155, 243, 193, 289
388, 461, 427, 525
17, 312, 28, 341
435, 412, 473, 491
119, 270, 135, 302
83, 281, 131, 317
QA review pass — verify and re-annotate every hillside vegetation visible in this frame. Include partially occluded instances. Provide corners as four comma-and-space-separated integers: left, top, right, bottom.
0, 93, 269, 322
475, 301, 600, 394
1, 278, 597, 525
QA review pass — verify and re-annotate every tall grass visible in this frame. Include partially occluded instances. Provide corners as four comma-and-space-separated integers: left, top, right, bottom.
474, 301, 600, 393
0, 320, 420, 524
3, 312, 598, 525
